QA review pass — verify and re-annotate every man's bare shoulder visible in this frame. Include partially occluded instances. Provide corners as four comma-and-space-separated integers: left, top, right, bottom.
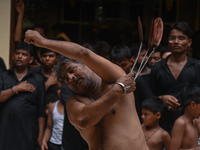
159, 128, 170, 136
174, 116, 187, 127
159, 128, 170, 140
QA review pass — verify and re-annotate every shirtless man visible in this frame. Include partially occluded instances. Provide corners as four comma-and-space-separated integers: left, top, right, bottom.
24, 30, 149, 150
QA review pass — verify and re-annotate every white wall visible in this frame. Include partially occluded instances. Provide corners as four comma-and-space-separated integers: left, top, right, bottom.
0, 0, 11, 69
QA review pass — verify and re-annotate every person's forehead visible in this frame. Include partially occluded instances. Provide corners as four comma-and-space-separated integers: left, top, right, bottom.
142, 108, 154, 113
15, 49, 30, 54
42, 51, 56, 56
63, 62, 82, 70
151, 52, 161, 57
170, 29, 186, 36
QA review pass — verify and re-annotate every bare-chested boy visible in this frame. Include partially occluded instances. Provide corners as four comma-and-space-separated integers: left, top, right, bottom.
170, 84, 200, 150
141, 97, 171, 150
24, 30, 149, 150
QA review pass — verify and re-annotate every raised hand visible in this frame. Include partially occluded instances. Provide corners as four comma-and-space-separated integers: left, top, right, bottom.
24, 30, 45, 47
15, 0, 25, 15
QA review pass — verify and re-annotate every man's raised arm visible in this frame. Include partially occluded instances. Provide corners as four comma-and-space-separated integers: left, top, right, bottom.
24, 30, 125, 83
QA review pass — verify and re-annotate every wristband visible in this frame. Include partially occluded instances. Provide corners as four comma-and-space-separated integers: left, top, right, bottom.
12, 86, 18, 94
116, 82, 131, 95
159, 95, 164, 100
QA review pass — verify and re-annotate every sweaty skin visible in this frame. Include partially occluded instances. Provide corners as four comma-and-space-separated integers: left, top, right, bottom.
24, 30, 149, 150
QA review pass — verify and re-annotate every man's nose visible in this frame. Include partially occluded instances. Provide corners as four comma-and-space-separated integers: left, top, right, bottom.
141, 114, 145, 119
67, 73, 75, 83
18, 53, 23, 58
46, 56, 50, 60
174, 37, 179, 43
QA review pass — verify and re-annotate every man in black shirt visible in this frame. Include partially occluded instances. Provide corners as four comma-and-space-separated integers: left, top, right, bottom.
0, 42, 46, 150
150, 22, 200, 133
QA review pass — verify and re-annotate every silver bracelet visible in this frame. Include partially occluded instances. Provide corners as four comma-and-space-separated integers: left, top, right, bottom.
116, 82, 131, 95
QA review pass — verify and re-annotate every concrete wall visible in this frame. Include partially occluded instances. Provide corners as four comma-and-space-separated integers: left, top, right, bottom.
0, 0, 11, 69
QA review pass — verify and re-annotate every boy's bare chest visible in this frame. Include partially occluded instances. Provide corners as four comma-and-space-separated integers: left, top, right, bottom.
182, 125, 199, 147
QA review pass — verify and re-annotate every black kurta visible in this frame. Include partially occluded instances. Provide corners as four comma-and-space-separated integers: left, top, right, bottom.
0, 68, 46, 150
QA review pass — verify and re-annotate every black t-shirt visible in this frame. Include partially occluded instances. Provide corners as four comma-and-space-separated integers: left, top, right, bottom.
0, 57, 6, 72
0, 68, 46, 150
150, 55, 200, 132
60, 84, 88, 150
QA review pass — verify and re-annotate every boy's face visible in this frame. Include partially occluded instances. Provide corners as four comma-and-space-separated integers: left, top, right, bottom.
141, 108, 160, 126
148, 52, 161, 68
137, 49, 148, 65
112, 58, 133, 74
13, 49, 33, 68
191, 101, 200, 119
41, 52, 58, 69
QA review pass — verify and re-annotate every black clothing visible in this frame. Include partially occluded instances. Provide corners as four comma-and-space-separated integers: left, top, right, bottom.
32, 66, 59, 103
38, 71, 59, 104
0, 57, 6, 72
47, 141, 61, 150
0, 68, 46, 150
134, 75, 154, 123
60, 84, 88, 150
150, 55, 200, 132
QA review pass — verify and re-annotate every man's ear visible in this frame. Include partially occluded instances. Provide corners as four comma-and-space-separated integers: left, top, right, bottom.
56, 55, 60, 62
29, 56, 34, 64
130, 57, 134, 63
190, 101, 197, 109
156, 112, 161, 119
188, 39, 192, 47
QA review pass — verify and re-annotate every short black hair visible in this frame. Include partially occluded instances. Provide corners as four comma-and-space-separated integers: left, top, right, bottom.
94, 41, 111, 56
32, 24, 48, 36
180, 84, 200, 108
40, 48, 59, 56
169, 21, 193, 39
110, 45, 132, 62
14, 42, 34, 56
141, 97, 165, 114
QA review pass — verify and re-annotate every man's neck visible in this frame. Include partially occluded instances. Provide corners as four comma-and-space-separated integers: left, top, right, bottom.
169, 52, 188, 63
144, 123, 160, 131
87, 75, 102, 100
41, 67, 54, 77
14, 67, 29, 81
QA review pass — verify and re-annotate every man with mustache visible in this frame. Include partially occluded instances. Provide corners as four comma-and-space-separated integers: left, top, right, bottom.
0, 42, 46, 150
24, 30, 149, 150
